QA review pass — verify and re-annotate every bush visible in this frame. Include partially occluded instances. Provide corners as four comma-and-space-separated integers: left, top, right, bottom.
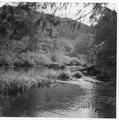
45, 70, 58, 80
70, 57, 85, 66
27, 52, 52, 66
50, 52, 72, 65
47, 63, 65, 70
50, 53, 58, 63
57, 71, 70, 81
50, 52, 64, 63
72, 71, 83, 78
60, 55, 72, 65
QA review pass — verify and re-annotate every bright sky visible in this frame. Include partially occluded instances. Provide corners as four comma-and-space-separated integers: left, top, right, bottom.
38, 3, 116, 25
0, 2, 116, 25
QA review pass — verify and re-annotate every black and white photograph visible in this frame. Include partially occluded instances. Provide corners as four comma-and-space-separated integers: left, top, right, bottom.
0, 0, 117, 118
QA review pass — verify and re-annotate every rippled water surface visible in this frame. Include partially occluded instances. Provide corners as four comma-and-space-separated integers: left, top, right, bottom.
0, 67, 116, 118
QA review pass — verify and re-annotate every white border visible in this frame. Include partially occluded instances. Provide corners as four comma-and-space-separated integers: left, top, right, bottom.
0, 0, 118, 3
0, 0, 118, 120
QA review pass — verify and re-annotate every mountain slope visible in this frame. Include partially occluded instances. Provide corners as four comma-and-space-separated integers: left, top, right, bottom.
0, 5, 93, 66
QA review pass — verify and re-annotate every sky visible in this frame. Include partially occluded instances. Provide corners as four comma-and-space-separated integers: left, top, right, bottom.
0, 2, 116, 26
39, 3, 116, 25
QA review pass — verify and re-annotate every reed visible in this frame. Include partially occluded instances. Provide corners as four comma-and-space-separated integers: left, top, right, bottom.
0, 70, 54, 97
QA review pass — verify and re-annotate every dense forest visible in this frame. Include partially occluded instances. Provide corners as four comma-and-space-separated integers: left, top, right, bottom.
0, 3, 116, 84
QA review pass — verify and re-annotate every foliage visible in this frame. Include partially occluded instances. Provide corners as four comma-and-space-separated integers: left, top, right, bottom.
0, 68, 54, 96
57, 71, 70, 81
27, 52, 52, 66
95, 8, 116, 82
74, 32, 95, 63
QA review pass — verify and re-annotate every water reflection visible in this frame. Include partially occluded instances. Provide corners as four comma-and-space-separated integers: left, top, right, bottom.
0, 68, 116, 118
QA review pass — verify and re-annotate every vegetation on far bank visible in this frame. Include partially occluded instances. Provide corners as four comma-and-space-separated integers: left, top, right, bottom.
0, 2, 117, 93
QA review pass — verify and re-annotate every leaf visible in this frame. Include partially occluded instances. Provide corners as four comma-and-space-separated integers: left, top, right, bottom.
75, 9, 82, 16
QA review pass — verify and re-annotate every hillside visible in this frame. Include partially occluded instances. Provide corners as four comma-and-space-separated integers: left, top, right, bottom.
0, 5, 93, 67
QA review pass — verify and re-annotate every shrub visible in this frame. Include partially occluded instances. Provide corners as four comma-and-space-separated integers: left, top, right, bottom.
50, 52, 64, 63
60, 55, 72, 65
50, 52, 71, 65
27, 52, 52, 66
72, 71, 83, 78
70, 57, 85, 66
50, 53, 58, 62
57, 71, 70, 81
45, 70, 58, 80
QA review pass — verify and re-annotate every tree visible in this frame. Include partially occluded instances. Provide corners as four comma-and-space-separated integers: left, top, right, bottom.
0, 2, 116, 68
95, 8, 117, 82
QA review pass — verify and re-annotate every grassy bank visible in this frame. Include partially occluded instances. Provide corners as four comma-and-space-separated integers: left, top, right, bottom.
0, 68, 56, 97
0, 66, 85, 97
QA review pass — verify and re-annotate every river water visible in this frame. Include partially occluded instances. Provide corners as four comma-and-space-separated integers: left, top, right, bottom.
0, 67, 116, 118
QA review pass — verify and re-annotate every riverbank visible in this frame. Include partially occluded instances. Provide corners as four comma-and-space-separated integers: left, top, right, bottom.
0, 67, 57, 97
0, 66, 116, 98
0, 65, 90, 97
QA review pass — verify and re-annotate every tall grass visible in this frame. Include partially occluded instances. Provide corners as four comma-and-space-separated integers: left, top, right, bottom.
0, 69, 56, 97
